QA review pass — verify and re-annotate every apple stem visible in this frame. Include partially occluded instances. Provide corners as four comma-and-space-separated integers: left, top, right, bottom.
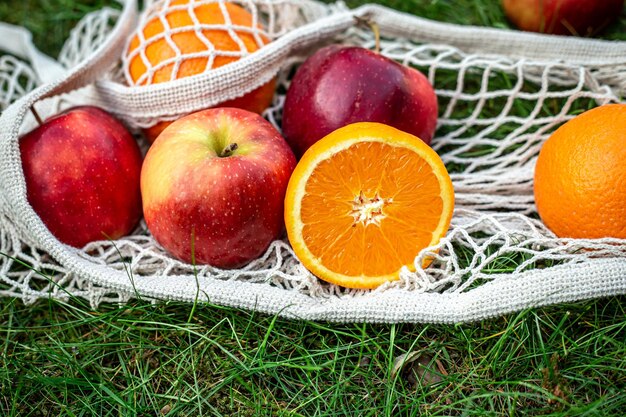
355, 16, 381, 54
30, 105, 43, 126
220, 143, 238, 158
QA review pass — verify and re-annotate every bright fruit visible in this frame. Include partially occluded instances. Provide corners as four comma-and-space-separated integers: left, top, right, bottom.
285, 122, 454, 289
282, 45, 438, 158
141, 108, 296, 268
125, 0, 276, 143
20, 106, 143, 248
502, 0, 624, 36
534, 104, 626, 239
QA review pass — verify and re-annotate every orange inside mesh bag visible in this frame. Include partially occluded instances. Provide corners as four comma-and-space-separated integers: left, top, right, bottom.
124, 0, 276, 142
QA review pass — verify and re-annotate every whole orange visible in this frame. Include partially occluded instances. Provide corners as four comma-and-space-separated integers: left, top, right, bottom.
534, 104, 626, 239
125, 0, 275, 142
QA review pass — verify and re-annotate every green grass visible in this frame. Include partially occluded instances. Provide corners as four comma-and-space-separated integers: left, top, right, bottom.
2, 295, 626, 416
1, 0, 626, 416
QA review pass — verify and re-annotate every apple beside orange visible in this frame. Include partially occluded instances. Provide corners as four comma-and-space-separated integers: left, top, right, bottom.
140, 108, 296, 268
282, 45, 438, 158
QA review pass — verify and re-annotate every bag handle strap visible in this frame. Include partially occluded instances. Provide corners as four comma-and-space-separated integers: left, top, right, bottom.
0, 23, 66, 84
0, 0, 137, 102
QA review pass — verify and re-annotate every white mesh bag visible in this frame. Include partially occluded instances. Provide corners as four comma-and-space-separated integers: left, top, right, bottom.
1, 0, 625, 323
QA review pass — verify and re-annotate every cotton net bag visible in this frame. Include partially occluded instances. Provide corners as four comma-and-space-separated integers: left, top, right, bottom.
1, 0, 626, 323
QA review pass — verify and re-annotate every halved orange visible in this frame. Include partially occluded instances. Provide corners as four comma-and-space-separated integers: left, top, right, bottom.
284, 122, 454, 290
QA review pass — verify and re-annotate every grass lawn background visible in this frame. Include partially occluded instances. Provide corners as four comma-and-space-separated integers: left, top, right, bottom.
1, 1, 625, 416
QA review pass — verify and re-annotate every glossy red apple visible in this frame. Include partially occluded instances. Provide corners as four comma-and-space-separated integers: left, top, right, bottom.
502, 0, 624, 36
20, 106, 143, 248
282, 45, 438, 158
141, 107, 296, 268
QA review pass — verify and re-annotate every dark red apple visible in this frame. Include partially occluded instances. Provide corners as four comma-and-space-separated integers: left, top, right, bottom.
140, 107, 296, 268
282, 45, 438, 158
20, 106, 143, 248
503, 0, 624, 36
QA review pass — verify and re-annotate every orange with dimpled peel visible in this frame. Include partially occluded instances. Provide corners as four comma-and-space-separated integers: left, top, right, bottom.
284, 122, 455, 290
124, 0, 276, 142
534, 104, 626, 239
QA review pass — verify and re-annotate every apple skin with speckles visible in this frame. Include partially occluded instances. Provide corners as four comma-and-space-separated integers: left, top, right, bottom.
502, 0, 623, 36
20, 106, 143, 248
281, 45, 438, 158
141, 107, 296, 268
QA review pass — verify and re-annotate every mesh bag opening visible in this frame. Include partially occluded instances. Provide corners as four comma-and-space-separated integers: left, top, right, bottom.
1, 0, 625, 321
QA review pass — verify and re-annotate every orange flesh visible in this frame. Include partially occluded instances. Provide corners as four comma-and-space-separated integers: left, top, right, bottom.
300, 141, 443, 278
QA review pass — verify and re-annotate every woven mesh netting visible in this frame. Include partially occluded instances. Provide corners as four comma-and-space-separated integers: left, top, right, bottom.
0, 56, 38, 111
124, 0, 274, 86
1, 1, 625, 310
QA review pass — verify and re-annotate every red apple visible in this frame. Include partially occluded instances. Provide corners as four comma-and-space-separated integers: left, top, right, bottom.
20, 106, 143, 248
502, 0, 624, 36
141, 107, 296, 268
282, 45, 438, 158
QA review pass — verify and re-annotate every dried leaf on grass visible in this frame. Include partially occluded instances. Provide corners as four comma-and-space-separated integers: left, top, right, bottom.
542, 353, 569, 406
391, 351, 448, 387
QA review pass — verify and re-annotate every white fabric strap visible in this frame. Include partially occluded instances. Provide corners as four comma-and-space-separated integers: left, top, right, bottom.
0, 22, 66, 84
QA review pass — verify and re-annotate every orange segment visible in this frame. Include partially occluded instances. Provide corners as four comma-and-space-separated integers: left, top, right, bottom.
285, 122, 455, 289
